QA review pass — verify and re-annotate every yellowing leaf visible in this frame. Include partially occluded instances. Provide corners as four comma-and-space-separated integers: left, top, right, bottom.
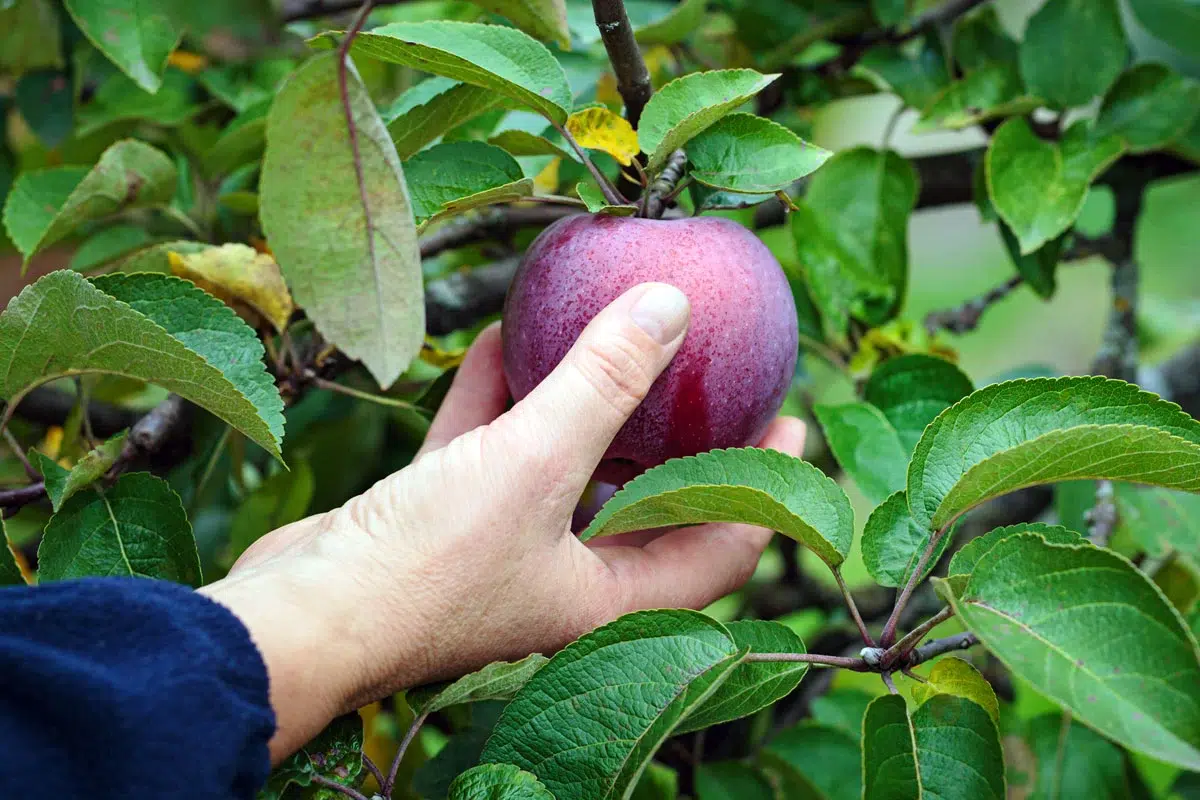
168, 244, 295, 332
566, 107, 639, 166
421, 337, 467, 369
533, 156, 561, 193
912, 656, 1000, 724
167, 50, 208, 73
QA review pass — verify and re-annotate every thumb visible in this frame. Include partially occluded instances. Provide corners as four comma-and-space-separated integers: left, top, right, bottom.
504, 282, 690, 486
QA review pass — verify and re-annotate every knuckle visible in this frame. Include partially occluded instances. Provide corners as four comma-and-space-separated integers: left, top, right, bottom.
574, 335, 654, 417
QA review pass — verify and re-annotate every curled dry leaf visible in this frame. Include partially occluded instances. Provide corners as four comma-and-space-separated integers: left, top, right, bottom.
168, 243, 295, 332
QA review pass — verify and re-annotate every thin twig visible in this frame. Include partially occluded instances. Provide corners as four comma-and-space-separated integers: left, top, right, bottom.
2, 429, 39, 481
555, 122, 626, 206
308, 774, 372, 800
907, 632, 979, 666
361, 753, 387, 792
384, 708, 429, 796
744, 652, 872, 671
881, 606, 954, 668
881, 672, 899, 694
880, 524, 950, 647
0, 482, 46, 517
592, 0, 653, 127
189, 426, 232, 514
924, 275, 1023, 335
834, 568, 875, 646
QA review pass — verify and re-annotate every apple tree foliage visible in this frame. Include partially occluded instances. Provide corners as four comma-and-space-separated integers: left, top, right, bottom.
2, 0, 1200, 798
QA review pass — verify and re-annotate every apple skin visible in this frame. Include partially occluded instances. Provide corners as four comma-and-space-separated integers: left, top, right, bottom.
502, 214, 799, 470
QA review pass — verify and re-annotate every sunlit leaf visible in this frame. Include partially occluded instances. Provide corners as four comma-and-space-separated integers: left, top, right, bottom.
566, 106, 639, 166
168, 243, 294, 332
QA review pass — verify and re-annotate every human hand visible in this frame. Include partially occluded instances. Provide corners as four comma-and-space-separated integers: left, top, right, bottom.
201, 283, 806, 760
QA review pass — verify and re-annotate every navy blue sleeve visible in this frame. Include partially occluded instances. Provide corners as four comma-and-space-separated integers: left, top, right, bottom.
0, 577, 276, 800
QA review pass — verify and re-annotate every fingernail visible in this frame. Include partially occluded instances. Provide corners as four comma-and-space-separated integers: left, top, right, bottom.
629, 284, 690, 345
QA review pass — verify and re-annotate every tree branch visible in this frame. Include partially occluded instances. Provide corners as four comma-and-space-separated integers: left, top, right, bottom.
924, 275, 1023, 335
744, 651, 873, 671
907, 631, 979, 666
12, 386, 141, 437
592, 0, 653, 127
419, 205, 581, 259
642, 149, 688, 219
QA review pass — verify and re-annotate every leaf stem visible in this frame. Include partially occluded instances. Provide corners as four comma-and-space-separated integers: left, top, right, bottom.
311, 376, 429, 413
361, 753, 386, 793
744, 651, 872, 671
384, 708, 429, 796
880, 524, 949, 647
833, 567, 875, 646
881, 671, 899, 694
308, 774, 372, 800
881, 605, 954, 668
554, 122, 627, 206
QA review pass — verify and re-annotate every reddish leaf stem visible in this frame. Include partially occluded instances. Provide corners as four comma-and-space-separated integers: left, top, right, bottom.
383, 708, 429, 797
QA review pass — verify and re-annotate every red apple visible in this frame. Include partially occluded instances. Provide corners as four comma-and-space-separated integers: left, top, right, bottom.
502, 214, 799, 471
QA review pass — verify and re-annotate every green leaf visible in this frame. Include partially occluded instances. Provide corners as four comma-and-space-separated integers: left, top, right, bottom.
468, 0, 569, 48
761, 721, 861, 800
815, 403, 908, 504
404, 140, 527, 221
481, 609, 744, 800
791, 148, 918, 342
227, 462, 315, 564
946, 523, 1084, 594
576, 181, 637, 215
946, 533, 1200, 770
865, 354, 974, 453
987, 119, 1125, 254
952, 6, 1017, 71
1026, 712, 1144, 799
203, 106, 269, 176
915, 62, 1039, 133
262, 712, 364, 799
689, 183, 776, 211
862, 490, 953, 588
0, 518, 26, 586
76, 69, 199, 137
1, 271, 285, 458
856, 34, 951, 111
315, 21, 573, 124
488, 129, 577, 162
633, 0, 707, 45
407, 653, 550, 715
1095, 63, 1200, 154
579, 447, 854, 567
449, 764, 555, 799
1129, 0, 1200, 54
384, 77, 503, 159
1002, 225, 1065, 299
37, 472, 200, 586
686, 113, 830, 194
911, 657, 999, 723
261, 53, 424, 390
676, 619, 808, 734
64, 0, 181, 93
862, 693, 1005, 800
31, 432, 127, 512
414, 702, 505, 800
0, 0, 63, 74
15, 70, 74, 148
637, 70, 779, 172
810, 688, 874, 738
907, 376, 1200, 530
3, 139, 176, 267
69, 225, 157, 273
630, 762, 677, 800
1114, 485, 1200, 567
1018, 0, 1128, 109
117, 240, 207, 274
695, 763, 774, 800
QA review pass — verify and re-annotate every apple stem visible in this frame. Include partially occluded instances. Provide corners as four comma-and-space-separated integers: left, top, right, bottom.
555, 121, 629, 207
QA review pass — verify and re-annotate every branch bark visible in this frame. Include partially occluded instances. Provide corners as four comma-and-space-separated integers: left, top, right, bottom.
592, 0, 653, 127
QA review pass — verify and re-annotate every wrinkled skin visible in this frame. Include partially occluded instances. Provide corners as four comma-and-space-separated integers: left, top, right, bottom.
503, 214, 799, 470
